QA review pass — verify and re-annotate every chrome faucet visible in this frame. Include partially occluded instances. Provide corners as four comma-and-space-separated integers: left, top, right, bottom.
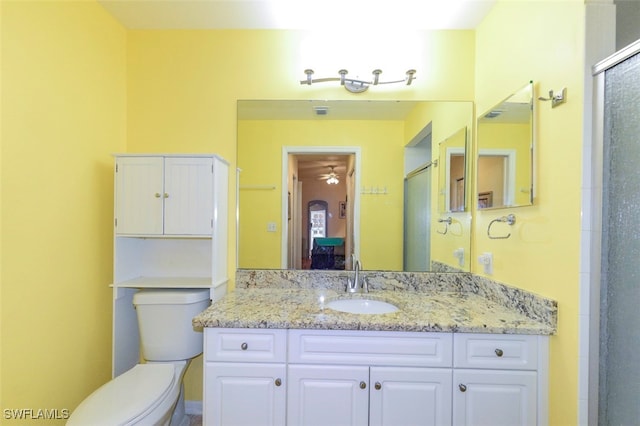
347, 258, 367, 293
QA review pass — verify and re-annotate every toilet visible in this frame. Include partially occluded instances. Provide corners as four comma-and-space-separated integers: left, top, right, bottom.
68, 288, 211, 426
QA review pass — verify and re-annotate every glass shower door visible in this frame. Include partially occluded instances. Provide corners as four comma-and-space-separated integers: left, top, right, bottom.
404, 165, 432, 272
599, 48, 640, 425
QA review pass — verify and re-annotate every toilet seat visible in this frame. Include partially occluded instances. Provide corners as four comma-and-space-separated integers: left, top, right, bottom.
69, 363, 176, 425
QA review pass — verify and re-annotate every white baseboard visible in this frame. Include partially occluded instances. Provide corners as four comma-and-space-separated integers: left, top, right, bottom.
185, 400, 203, 415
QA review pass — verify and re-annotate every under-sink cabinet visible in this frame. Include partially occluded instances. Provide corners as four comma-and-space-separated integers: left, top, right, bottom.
203, 329, 548, 426
111, 154, 229, 377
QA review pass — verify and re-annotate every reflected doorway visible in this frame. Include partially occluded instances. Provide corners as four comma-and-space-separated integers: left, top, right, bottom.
282, 147, 360, 270
477, 150, 516, 208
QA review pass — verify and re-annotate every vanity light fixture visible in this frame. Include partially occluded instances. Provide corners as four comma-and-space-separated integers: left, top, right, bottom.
300, 69, 416, 93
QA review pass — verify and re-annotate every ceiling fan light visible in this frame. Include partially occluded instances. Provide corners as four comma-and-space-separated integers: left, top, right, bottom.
327, 176, 339, 185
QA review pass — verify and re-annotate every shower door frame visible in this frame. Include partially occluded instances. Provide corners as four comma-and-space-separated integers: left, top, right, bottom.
588, 38, 640, 425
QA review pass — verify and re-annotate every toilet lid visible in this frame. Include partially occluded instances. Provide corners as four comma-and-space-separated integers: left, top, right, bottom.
69, 364, 176, 425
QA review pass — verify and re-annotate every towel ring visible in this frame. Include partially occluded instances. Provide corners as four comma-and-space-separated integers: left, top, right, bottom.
487, 214, 516, 239
437, 217, 452, 235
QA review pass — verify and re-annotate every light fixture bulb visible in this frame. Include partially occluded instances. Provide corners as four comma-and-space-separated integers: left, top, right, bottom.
327, 176, 339, 185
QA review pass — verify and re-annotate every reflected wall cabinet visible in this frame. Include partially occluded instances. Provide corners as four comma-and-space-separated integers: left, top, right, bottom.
112, 154, 229, 377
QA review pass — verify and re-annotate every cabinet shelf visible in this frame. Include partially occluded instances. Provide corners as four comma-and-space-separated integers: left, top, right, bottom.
116, 235, 213, 239
113, 276, 214, 289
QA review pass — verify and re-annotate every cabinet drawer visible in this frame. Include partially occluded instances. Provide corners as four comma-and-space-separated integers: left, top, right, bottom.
289, 329, 452, 367
454, 334, 538, 370
205, 328, 286, 363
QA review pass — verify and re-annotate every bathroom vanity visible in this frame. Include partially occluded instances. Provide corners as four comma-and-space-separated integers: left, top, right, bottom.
194, 270, 556, 426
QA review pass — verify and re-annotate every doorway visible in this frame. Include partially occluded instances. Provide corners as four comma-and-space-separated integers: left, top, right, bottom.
477, 150, 516, 208
281, 146, 360, 270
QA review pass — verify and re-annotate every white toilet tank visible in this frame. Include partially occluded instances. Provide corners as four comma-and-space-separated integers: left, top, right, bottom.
133, 288, 211, 361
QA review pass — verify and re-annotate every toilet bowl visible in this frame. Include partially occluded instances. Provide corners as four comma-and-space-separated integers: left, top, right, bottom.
67, 288, 210, 426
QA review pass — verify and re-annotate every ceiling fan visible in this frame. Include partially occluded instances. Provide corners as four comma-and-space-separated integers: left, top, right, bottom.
318, 166, 340, 185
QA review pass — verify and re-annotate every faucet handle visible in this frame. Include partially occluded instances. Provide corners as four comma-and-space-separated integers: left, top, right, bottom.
362, 277, 368, 293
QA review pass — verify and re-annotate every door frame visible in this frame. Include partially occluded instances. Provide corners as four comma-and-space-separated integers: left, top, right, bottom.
282, 146, 361, 269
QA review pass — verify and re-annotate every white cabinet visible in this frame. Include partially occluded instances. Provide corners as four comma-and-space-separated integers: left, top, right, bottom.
205, 363, 286, 426
370, 367, 452, 426
288, 364, 369, 426
115, 156, 220, 236
452, 334, 543, 426
452, 369, 537, 426
112, 154, 229, 377
287, 330, 453, 426
202, 329, 548, 426
204, 329, 287, 426
287, 365, 452, 426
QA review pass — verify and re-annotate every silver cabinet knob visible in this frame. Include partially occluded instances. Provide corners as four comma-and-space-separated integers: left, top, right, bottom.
241, 342, 248, 350
275, 378, 282, 387
495, 348, 504, 357
374, 382, 382, 390
359, 381, 367, 389
459, 384, 467, 392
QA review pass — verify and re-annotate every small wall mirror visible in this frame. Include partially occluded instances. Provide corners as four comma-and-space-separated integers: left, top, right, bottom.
438, 127, 468, 213
477, 82, 534, 210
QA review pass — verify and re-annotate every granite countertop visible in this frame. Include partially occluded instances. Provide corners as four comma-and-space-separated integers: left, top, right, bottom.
193, 283, 556, 335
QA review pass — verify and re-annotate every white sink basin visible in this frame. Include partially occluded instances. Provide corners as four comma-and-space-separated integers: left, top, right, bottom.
326, 298, 399, 314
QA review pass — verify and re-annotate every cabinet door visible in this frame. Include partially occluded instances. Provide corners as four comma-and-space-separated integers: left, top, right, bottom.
453, 370, 537, 426
163, 157, 214, 235
204, 362, 286, 426
115, 157, 164, 235
370, 367, 452, 426
288, 364, 369, 426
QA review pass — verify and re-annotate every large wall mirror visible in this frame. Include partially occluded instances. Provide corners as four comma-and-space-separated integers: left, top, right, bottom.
238, 100, 473, 273
477, 82, 534, 210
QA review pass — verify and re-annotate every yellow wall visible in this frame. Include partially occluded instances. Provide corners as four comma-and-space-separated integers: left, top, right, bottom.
1, 2, 589, 423
474, 1, 586, 424
1, 0, 126, 421
0, 0, 4, 411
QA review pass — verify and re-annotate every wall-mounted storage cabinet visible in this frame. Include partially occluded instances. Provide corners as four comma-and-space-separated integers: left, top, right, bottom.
115, 156, 217, 236
112, 154, 229, 377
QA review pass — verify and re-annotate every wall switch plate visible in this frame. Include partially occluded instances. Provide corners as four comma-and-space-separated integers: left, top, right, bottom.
267, 222, 277, 232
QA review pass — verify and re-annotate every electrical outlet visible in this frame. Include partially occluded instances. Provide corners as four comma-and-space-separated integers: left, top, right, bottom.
267, 222, 277, 232
453, 248, 464, 267
478, 252, 493, 275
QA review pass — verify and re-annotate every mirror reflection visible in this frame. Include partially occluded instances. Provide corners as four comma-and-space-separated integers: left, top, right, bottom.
477, 82, 534, 209
438, 127, 468, 213
238, 100, 472, 272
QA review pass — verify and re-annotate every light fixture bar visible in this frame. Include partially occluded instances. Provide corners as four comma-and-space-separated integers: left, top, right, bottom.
301, 69, 416, 93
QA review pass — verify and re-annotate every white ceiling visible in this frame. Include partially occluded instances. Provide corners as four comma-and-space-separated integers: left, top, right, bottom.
98, 0, 495, 30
